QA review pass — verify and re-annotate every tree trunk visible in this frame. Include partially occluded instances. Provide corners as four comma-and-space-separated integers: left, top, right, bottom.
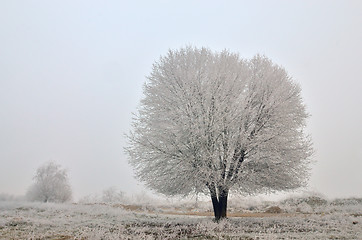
209, 186, 229, 221
211, 194, 221, 220
219, 190, 228, 219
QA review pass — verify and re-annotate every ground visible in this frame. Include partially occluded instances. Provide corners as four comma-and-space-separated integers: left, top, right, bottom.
0, 197, 361, 239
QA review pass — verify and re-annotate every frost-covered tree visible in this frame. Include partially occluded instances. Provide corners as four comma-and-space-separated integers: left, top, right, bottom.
102, 187, 125, 203
126, 47, 313, 220
26, 162, 72, 203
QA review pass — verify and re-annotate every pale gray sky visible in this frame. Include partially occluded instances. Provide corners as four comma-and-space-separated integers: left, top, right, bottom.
1, 0, 361, 200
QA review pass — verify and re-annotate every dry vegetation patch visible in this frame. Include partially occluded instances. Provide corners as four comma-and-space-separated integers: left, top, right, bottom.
0, 198, 361, 239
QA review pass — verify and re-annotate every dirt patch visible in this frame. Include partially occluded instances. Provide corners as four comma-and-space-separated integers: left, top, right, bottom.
113, 204, 295, 218
113, 204, 144, 211
161, 210, 296, 218
265, 206, 283, 213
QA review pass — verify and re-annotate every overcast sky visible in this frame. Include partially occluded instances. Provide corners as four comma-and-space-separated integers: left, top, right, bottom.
1, 0, 361, 200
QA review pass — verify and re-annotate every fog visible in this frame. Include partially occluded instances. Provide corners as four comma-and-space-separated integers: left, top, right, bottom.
1, 0, 361, 200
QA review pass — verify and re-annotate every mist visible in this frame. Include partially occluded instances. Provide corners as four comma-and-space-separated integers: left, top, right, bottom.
1, 0, 361, 201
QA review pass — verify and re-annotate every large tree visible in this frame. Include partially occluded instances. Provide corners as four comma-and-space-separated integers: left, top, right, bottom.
127, 47, 312, 220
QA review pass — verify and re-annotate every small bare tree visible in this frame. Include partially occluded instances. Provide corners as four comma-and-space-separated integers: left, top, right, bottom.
127, 47, 313, 220
26, 162, 72, 203
102, 187, 125, 203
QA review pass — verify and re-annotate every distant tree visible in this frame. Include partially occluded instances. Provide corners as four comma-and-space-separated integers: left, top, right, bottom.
126, 47, 313, 220
26, 162, 72, 203
101, 187, 125, 203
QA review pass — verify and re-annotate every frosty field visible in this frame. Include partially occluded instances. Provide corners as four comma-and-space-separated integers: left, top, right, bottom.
0, 197, 361, 239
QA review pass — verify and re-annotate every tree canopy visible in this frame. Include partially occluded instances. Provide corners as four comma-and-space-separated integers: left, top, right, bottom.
127, 47, 313, 219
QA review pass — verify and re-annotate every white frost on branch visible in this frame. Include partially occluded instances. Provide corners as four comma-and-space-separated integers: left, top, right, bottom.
126, 47, 313, 198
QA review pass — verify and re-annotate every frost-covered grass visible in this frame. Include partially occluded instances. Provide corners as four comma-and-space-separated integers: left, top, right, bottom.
0, 196, 361, 239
